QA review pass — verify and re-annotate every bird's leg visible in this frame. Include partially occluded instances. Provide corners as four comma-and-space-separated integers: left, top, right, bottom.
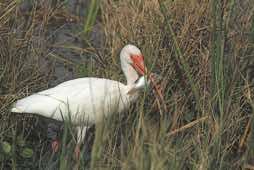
51, 140, 60, 153
74, 144, 80, 160
75, 126, 87, 159
47, 123, 61, 153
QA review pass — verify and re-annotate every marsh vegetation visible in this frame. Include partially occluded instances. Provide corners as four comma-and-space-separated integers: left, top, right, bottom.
0, 0, 254, 169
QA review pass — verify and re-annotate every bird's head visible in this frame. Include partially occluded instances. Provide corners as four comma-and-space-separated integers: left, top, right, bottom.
120, 44, 147, 76
120, 45, 166, 111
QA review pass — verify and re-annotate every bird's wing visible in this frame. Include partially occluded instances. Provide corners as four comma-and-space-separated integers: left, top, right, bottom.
11, 78, 130, 124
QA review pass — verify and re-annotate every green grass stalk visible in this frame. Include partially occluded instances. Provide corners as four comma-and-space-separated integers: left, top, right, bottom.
83, 0, 100, 36
59, 121, 69, 170
158, 1, 201, 113
244, 12, 254, 166
251, 11, 254, 42
90, 121, 103, 169
11, 127, 17, 170
211, 0, 225, 119
210, 0, 226, 168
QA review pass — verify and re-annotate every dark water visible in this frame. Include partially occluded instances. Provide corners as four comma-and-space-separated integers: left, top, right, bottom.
20, 0, 103, 86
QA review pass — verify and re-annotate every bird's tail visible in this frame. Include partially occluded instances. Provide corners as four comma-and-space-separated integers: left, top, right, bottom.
10, 107, 23, 113
10, 102, 24, 113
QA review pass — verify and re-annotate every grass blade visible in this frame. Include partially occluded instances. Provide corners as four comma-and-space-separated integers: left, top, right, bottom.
83, 0, 101, 36
158, 1, 201, 112
211, 0, 225, 118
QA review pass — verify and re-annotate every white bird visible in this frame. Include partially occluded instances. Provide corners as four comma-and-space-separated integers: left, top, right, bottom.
11, 44, 161, 158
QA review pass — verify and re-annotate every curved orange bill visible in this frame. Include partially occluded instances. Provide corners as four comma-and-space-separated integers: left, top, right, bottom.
131, 55, 167, 112
130, 55, 146, 75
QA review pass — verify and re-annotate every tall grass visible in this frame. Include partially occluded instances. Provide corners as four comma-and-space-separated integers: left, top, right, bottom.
244, 11, 254, 168
83, 0, 100, 36
210, 0, 225, 168
158, 1, 200, 113
211, 0, 225, 119
0, 0, 254, 169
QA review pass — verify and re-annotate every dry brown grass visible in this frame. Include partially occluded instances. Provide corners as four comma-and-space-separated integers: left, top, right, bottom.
0, 0, 253, 169
98, 0, 254, 169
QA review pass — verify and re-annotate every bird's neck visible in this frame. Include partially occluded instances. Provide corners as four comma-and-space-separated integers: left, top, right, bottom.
121, 62, 139, 85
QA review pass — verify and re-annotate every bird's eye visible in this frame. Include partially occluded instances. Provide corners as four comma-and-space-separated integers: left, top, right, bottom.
134, 78, 139, 84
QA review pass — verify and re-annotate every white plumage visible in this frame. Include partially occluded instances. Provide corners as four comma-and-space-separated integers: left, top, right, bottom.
12, 78, 141, 125
11, 44, 152, 157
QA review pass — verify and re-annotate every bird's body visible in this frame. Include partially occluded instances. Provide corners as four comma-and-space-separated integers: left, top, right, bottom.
11, 77, 140, 125
10, 44, 159, 158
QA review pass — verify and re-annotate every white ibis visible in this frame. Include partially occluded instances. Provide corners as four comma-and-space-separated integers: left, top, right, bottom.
11, 44, 162, 158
